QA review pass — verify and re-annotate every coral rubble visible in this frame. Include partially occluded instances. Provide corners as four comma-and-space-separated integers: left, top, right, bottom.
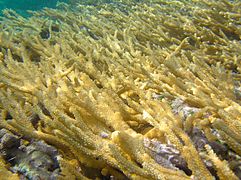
0, 0, 240, 179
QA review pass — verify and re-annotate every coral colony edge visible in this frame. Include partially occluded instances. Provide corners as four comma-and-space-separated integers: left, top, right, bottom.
0, 0, 240, 179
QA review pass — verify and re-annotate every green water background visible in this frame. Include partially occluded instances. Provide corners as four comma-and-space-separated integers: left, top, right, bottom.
0, 0, 123, 17
0, 0, 73, 16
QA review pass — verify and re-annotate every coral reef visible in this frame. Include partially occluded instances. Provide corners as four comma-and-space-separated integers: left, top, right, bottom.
0, 0, 240, 179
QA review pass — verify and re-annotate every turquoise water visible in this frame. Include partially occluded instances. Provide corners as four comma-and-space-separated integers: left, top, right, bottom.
0, 0, 64, 16
0, 0, 120, 16
0, 0, 236, 17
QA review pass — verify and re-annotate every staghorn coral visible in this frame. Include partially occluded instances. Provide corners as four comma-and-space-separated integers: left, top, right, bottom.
0, 0, 240, 179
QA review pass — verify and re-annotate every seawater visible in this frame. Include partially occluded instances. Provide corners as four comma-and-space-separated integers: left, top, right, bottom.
0, 0, 126, 16
0, 0, 64, 16
0, 0, 120, 17
0, 0, 236, 17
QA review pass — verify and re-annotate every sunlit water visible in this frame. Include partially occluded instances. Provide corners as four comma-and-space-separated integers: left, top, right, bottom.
0, 0, 62, 16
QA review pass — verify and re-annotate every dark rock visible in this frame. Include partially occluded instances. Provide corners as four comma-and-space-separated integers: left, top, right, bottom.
0, 129, 20, 150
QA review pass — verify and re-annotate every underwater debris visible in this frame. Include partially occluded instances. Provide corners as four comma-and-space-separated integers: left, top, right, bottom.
0, 129, 60, 179
21, 141, 59, 177
171, 98, 200, 120
144, 138, 191, 175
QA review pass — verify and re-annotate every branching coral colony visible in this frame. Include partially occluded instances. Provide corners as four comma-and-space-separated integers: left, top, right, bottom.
0, 0, 240, 179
